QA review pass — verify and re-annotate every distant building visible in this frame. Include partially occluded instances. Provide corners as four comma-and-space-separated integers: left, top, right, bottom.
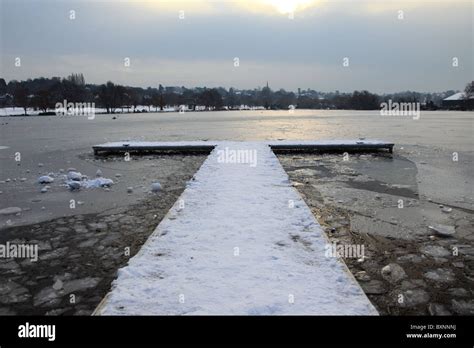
442, 92, 474, 110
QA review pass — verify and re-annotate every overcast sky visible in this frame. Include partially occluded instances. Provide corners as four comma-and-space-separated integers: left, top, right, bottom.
0, 0, 472, 92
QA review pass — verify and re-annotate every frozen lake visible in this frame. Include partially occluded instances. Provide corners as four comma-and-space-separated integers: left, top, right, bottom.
0, 110, 473, 227
0, 110, 472, 152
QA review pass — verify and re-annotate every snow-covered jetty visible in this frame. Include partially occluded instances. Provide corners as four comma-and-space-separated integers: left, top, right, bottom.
94, 140, 390, 315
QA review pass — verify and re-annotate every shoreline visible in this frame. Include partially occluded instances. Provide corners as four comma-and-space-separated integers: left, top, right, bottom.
1, 107, 470, 118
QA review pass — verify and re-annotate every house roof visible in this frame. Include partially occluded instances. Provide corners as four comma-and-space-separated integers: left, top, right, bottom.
444, 92, 465, 101
443, 92, 474, 101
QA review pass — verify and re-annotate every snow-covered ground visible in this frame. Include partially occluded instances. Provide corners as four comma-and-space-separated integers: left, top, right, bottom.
0, 105, 266, 116
0, 107, 43, 116
96, 141, 378, 315
0, 106, 172, 116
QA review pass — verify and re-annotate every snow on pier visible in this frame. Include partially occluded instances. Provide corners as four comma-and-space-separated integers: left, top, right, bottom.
94, 141, 384, 315
93, 139, 394, 155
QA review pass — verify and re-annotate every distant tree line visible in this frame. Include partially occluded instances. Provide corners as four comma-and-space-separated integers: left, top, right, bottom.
0, 74, 470, 115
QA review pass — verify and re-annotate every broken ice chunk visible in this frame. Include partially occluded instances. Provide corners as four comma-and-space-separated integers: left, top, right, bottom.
38, 175, 54, 184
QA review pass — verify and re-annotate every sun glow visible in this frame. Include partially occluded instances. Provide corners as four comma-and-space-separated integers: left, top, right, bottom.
135, 0, 321, 18
134, 0, 457, 17
261, 0, 318, 14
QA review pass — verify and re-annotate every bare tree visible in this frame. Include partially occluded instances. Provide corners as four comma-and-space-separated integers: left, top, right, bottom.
464, 81, 474, 99
34, 89, 53, 112
13, 85, 29, 115
98, 81, 116, 114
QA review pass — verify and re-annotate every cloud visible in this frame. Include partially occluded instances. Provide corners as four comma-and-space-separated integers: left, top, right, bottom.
0, 0, 472, 92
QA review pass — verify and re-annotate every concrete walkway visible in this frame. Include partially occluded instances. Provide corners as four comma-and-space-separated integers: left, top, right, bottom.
95, 141, 381, 315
